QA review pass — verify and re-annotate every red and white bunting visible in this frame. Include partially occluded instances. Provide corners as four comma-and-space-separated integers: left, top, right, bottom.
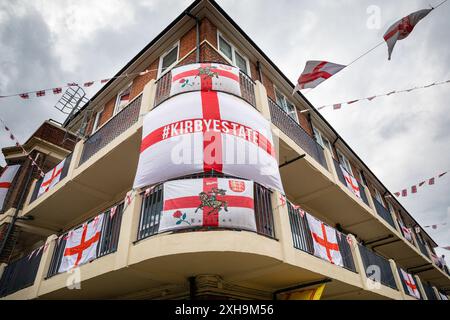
0, 165, 21, 210
159, 178, 256, 233
394, 171, 447, 198
110, 205, 118, 220
424, 222, 447, 229
294, 60, 346, 91
399, 268, 421, 299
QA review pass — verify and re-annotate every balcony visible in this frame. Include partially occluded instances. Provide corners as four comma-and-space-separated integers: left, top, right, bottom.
358, 244, 398, 290
372, 197, 396, 229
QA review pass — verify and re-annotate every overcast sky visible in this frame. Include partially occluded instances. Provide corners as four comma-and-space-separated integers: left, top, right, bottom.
0, 0, 449, 261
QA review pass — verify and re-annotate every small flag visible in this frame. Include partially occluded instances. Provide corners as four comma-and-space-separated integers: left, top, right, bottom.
419, 181, 426, 187
402, 189, 407, 197
367, 96, 377, 101
100, 79, 110, 84
386, 91, 396, 96
110, 206, 118, 220
424, 83, 435, 88
19, 93, 29, 99
52, 87, 62, 94
347, 100, 359, 105
279, 194, 286, 207
438, 172, 447, 178
36, 90, 45, 97
411, 185, 417, 194
294, 60, 346, 91
428, 177, 435, 185
84, 81, 94, 87
333, 103, 342, 110
394, 192, 400, 197
67, 82, 78, 86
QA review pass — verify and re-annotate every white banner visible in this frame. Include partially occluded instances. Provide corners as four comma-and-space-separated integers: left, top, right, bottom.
170, 63, 241, 97
58, 214, 104, 273
0, 165, 21, 210
133, 91, 283, 192
158, 178, 256, 233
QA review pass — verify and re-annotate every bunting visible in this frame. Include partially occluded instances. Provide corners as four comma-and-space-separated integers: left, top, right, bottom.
392, 171, 447, 198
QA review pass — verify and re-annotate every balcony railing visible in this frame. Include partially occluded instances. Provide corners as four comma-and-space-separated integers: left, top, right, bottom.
79, 94, 142, 166
268, 97, 327, 169
372, 197, 396, 229
287, 202, 357, 273
333, 159, 369, 206
415, 235, 431, 259
422, 281, 438, 300
137, 173, 275, 242
0, 247, 43, 297
29, 152, 73, 204
46, 203, 124, 278
358, 244, 398, 290
153, 64, 257, 108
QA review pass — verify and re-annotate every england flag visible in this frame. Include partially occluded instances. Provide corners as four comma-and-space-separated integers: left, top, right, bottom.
0, 165, 21, 210
38, 158, 66, 197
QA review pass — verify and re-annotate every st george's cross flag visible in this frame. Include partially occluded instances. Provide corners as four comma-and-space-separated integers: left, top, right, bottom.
384, 9, 432, 60
294, 61, 346, 91
397, 218, 413, 243
58, 214, 104, 273
399, 268, 421, 299
158, 178, 256, 233
340, 164, 361, 199
133, 90, 284, 193
306, 213, 343, 266
170, 63, 241, 97
38, 158, 66, 197
0, 165, 21, 211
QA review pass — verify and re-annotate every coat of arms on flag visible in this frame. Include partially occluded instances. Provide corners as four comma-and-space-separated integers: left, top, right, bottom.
38, 157, 66, 197
306, 213, 343, 267
170, 63, 241, 97
339, 164, 361, 199
133, 91, 284, 193
58, 214, 104, 273
399, 268, 420, 299
158, 178, 256, 233
0, 164, 21, 210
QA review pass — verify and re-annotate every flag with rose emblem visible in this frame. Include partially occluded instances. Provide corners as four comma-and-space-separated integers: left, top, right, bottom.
170, 63, 241, 97
159, 178, 256, 233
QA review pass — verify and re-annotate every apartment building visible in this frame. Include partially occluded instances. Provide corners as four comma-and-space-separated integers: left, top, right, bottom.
0, 0, 449, 300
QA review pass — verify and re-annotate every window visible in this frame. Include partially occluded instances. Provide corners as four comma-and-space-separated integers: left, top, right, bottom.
217, 33, 250, 75
158, 42, 179, 77
337, 150, 353, 175
374, 188, 385, 206
275, 89, 299, 122
312, 126, 331, 151
358, 170, 367, 186
114, 83, 132, 115
92, 108, 104, 132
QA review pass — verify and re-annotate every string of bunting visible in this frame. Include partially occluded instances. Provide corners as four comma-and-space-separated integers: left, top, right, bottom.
0, 118, 45, 177
424, 222, 447, 230
0, 69, 154, 100
317, 79, 450, 111
390, 171, 447, 198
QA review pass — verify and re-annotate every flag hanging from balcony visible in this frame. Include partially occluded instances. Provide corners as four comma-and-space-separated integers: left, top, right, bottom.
0, 164, 21, 211
133, 91, 284, 193
58, 214, 104, 273
384, 9, 432, 60
399, 268, 421, 299
294, 61, 346, 91
340, 164, 361, 199
398, 218, 413, 243
158, 178, 255, 233
306, 213, 343, 267
170, 63, 241, 97
38, 158, 66, 197
279, 284, 326, 300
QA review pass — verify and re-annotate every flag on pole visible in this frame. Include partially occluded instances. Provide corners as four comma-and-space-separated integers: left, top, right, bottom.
294, 61, 346, 91
383, 9, 432, 60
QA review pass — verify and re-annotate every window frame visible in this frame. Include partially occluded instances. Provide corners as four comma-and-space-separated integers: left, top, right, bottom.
274, 87, 299, 123
374, 188, 385, 206
157, 41, 180, 79
92, 107, 104, 133
217, 31, 251, 77
337, 150, 353, 176
312, 125, 331, 151
113, 82, 132, 116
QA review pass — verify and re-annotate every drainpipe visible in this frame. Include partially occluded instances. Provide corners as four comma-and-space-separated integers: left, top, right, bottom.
256, 60, 263, 83
0, 154, 39, 258
186, 11, 200, 62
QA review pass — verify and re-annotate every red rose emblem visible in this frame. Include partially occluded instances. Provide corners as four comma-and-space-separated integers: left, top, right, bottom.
179, 78, 186, 84
173, 210, 182, 218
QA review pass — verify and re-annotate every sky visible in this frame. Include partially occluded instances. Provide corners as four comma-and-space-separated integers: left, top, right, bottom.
0, 0, 449, 262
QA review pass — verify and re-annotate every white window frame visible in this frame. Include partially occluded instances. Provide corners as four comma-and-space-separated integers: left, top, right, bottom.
217, 32, 251, 77
374, 188, 384, 206
337, 150, 353, 176
157, 41, 180, 79
92, 107, 104, 133
113, 82, 132, 116
274, 87, 299, 123
312, 125, 331, 151
358, 171, 366, 186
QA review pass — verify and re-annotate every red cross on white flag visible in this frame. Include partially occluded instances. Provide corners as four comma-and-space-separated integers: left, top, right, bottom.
306, 213, 343, 266
38, 158, 66, 197
294, 61, 346, 91
400, 269, 420, 299
0, 165, 21, 210
340, 164, 361, 199
158, 178, 255, 233
58, 214, 104, 273
383, 9, 432, 60
133, 87, 283, 192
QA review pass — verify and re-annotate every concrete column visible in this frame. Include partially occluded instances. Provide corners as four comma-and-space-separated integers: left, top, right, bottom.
347, 234, 370, 290
389, 259, 406, 300
67, 139, 86, 175
414, 275, 427, 300
141, 79, 157, 113
114, 191, 143, 270
364, 186, 376, 213
253, 80, 271, 121
388, 206, 401, 234
270, 191, 295, 263
33, 234, 58, 299
433, 286, 442, 300
323, 148, 336, 177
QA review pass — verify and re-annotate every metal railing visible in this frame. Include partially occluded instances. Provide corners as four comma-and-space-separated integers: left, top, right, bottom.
422, 281, 438, 300
268, 97, 328, 169
137, 175, 275, 241
29, 153, 73, 204
0, 248, 43, 297
153, 63, 257, 108
287, 202, 357, 273
333, 159, 369, 206
372, 197, 396, 229
415, 234, 431, 259
358, 244, 398, 290
79, 94, 142, 165
46, 203, 124, 278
